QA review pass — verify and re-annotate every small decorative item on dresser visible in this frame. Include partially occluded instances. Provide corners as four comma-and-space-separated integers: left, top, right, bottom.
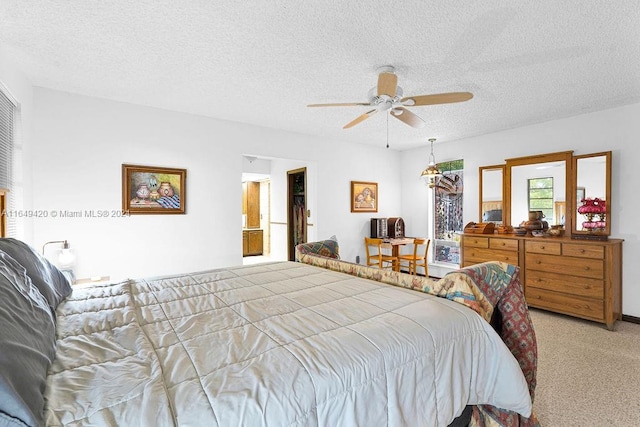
578, 197, 606, 232
513, 227, 527, 236
463, 222, 495, 234
528, 210, 544, 221
495, 225, 513, 234
548, 225, 565, 237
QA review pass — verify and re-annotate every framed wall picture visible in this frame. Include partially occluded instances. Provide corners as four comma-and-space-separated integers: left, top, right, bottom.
351, 181, 377, 213
122, 164, 186, 214
576, 186, 586, 205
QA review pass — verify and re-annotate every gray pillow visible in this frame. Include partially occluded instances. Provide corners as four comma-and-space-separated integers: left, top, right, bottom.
0, 251, 56, 427
0, 238, 72, 312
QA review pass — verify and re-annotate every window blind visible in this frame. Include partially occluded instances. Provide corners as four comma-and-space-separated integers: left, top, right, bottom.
0, 82, 17, 237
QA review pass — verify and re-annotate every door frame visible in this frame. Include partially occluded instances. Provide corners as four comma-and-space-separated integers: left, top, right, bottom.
287, 167, 307, 261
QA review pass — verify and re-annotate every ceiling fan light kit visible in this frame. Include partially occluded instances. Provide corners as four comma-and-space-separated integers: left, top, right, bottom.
308, 65, 474, 133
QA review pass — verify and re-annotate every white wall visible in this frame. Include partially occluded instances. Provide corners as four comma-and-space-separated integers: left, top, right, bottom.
29, 88, 401, 280
401, 102, 640, 317
13, 81, 639, 317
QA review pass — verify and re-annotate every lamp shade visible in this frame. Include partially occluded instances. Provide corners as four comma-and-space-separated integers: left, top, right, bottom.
42, 239, 76, 271
58, 247, 75, 269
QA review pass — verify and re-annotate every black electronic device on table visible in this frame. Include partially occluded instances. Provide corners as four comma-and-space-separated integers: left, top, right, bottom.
370, 218, 388, 238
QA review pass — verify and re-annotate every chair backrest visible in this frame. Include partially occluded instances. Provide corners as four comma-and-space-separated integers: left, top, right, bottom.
364, 237, 383, 262
413, 238, 430, 258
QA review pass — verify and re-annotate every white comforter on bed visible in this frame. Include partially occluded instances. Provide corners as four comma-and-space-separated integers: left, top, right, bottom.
45, 262, 531, 427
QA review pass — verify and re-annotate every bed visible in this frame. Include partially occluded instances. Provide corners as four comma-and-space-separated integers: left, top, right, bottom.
0, 238, 538, 427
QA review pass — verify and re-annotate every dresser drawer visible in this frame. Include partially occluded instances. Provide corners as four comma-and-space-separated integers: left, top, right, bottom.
526, 287, 604, 321
525, 240, 561, 255
562, 243, 604, 259
463, 236, 489, 248
464, 248, 519, 264
526, 269, 603, 299
489, 238, 519, 251
526, 253, 604, 279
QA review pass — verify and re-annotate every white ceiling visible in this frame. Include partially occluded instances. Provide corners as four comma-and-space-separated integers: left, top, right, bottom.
1, 1, 639, 151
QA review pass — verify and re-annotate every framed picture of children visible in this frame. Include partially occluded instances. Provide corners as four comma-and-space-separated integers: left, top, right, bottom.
122, 164, 187, 214
351, 181, 377, 213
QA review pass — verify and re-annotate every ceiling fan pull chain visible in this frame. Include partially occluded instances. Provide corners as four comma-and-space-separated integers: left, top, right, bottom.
386, 112, 389, 148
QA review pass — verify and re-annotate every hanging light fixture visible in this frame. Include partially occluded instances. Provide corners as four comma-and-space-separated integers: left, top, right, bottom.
420, 138, 442, 188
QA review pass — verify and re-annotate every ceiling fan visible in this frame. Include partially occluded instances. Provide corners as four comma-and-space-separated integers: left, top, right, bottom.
308, 66, 473, 129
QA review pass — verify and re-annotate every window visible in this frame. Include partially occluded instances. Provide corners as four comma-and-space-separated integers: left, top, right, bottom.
0, 82, 17, 237
528, 177, 553, 220
432, 159, 464, 265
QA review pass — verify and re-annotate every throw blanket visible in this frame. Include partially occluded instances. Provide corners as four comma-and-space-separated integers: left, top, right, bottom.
296, 243, 539, 427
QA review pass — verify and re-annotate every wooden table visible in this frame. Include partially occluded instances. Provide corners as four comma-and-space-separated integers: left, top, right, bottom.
382, 238, 414, 271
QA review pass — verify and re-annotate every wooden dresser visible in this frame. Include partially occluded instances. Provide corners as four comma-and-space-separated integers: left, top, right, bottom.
462, 234, 623, 329
462, 234, 521, 267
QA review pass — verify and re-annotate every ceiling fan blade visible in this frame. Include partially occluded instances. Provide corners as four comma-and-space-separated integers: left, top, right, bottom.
390, 107, 426, 128
308, 102, 371, 107
402, 92, 473, 106
377, 72, 398, 97
343, 109, 377, 129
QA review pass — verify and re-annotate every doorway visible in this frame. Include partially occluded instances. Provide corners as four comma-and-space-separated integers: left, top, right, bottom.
241, 155, 315, 264
287, 167, 307, 261
242, 171, 271, 265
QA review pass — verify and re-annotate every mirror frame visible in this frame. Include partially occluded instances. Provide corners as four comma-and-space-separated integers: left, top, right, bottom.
504, 151, 574, 228
478, 164, 506, 223
571, 151, 612, 237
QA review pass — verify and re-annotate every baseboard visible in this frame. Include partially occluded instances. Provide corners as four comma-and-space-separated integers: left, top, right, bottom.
622, 315, 640, 324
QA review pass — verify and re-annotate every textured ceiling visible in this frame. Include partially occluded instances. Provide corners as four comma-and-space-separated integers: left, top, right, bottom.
1, 1, 639, 151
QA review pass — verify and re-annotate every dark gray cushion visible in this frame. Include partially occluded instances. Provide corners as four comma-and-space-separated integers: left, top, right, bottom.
482, 209, 503, 222
0, 238, 72, 312
0, 251, 57, 427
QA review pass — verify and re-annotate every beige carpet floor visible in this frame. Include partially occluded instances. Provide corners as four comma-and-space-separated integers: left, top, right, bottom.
529, 308, 640, 426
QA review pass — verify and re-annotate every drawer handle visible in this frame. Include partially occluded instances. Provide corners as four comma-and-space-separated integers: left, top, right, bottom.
536, 260, 542, 264
539, 246, 545, 249
501, 242, 506, 246
580, 249, 585, 253
584, 266, 591, 271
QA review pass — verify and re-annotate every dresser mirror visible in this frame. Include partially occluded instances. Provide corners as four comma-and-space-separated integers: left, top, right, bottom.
478, 165, 505, 224
571, 151, 611, 237
504, 151, 573, 229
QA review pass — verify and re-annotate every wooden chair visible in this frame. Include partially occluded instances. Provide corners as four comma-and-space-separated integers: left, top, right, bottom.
364, 237, 397, 270
398, 238, 430, 276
